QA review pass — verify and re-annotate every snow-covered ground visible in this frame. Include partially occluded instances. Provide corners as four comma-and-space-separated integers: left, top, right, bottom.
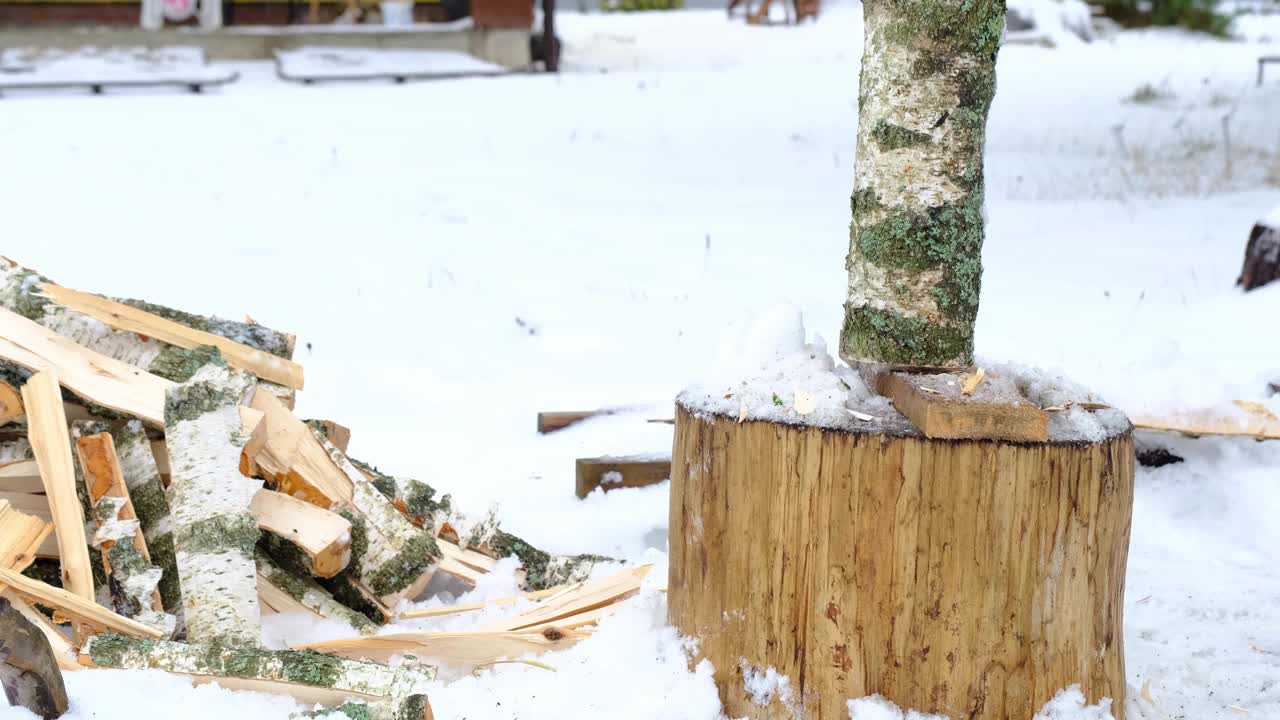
2, 4, 1280, 719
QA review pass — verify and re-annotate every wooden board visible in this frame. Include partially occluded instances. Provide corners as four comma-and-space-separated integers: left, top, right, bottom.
575, 456, 671, 498
21, 370, 95, 603
39, 282, 304, 390
877, 370, 1049, 442
0, 566, 164, 638
537, 410, 611, 434
0, 307, 174, 426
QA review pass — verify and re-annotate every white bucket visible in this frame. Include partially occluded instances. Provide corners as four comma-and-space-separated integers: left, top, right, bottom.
381, 1, 414, 25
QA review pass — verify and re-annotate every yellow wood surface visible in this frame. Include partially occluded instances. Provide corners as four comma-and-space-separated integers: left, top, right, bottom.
21, 370, 96, 605
668, 403, 1133, 720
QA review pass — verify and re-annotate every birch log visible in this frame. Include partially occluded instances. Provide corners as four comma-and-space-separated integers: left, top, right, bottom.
108, 420, 181, 613
0, 257, 294, 384
840, 1, 1006, 370
71, 423, 171, 631
352, 459, 607, 591
81, 633, 434, 719
164, 362, 262, 645
256, 552, 378, 636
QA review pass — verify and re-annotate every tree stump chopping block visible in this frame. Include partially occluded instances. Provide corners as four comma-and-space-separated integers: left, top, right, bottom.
0, 596, 68, 719
667, 401, 1134, 720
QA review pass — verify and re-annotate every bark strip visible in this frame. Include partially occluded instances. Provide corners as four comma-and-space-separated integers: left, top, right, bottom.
164, 361, 262, 645
840, 0, 1006, 369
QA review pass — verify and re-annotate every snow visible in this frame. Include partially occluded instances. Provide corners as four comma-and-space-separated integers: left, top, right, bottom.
2, 3, 1280, 719
1264, 201, 1280, 227
274, 48, 506, 79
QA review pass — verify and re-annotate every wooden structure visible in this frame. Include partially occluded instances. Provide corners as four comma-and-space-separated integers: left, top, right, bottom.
668, 401, 1134, 720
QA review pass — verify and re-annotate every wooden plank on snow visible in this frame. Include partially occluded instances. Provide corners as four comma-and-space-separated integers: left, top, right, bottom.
575, 456, 671, 498
38, 283, 305, 390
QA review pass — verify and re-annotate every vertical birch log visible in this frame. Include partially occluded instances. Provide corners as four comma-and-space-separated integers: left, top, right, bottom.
164, 362, 262, 645
840, 1, 1006, 369
108, 420, 181, 613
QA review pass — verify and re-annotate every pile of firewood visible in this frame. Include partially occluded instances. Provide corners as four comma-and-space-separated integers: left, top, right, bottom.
0, 256, 643, 719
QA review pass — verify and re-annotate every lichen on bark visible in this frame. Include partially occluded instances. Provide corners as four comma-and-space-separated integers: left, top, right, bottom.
840, 0, 1006, 369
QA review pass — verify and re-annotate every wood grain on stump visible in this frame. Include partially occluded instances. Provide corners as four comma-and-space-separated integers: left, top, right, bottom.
668, 402, 1134, 720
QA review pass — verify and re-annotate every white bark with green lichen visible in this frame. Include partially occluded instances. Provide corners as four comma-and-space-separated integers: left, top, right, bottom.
165, 364, 263, 645
455, 507, 606, 591
89, 495, 176, 637
82, 633, 434, 720
841, 0, 1005, 369
315, 433, 440, 605
109, 420, 182, 614
256, 552, 378, 636
0, 259, 295, 384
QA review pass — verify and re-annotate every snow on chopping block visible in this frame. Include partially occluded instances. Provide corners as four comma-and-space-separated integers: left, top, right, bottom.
0, 256, 635, 719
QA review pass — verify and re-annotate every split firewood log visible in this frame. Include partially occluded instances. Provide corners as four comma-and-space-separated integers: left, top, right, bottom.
71, 422, 174, 637
245, 392, 440, 608
0, 595, 68, 720
107, 420, 181, 613
164, 360, 263, 645
0, 256, 297, 385
256, 552, 377, 635
82, 633, 435, 719
352, 460, 609, 591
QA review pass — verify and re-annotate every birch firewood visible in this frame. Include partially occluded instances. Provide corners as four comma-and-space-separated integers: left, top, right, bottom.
256, 552, 378, 636
840, 1, 1006, 370
81, 633, 435, 719
244, 395, 439, 607
108, 420, 181, 613
320, 438, 440, 606
458, 508, 607, 591
72, 422, 175, 637
164, 362, 262, 645
0, 257, 295, 384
